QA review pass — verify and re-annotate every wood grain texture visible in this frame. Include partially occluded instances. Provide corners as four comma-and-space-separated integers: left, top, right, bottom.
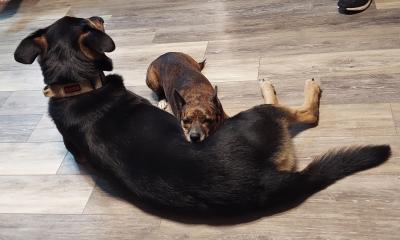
0, 91, 47, 115
56, 152, 88, 175
390, 103, 400, 127
0, 70, 44, 91
83, 179, 148, 215
258, 49, 400, 105
259, 49, 400, 80
0, 213, 160, 240
0, 114, 42, 142
110, 41, 207, 86
28, 115, 63, 142
0, 175, 94, 214
294, 103, 396, 137
0, 91, 11, 106
205, 25, 400, 59
0, 0, 399, 239
0, 142, 66, 175
376, 0, 400, 9
201, 56, 260, 82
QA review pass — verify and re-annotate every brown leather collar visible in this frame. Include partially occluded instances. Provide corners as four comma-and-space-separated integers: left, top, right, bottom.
43, 78, 103, 98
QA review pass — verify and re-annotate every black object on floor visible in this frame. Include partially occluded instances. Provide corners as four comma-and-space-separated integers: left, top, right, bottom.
338, 0, 372, 14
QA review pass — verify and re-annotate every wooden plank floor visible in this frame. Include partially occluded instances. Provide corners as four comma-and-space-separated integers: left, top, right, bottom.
0, 0, 400, 239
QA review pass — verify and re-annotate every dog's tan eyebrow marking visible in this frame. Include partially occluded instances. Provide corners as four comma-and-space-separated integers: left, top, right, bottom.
34, 36, 48, 53
78, 33, 95, 60
86, 19, 104, 32
86, 19, 97, 28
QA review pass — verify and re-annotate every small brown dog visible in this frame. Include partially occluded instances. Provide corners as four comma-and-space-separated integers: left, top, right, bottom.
146, 52, 228, 142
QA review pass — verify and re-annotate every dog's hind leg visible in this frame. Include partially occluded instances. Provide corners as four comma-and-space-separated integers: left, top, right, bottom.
284, 79, 321, 125
259, 78, 320, 125
146, 64, 165, 100
259, 79, 279, 105
259, 79, 296, 171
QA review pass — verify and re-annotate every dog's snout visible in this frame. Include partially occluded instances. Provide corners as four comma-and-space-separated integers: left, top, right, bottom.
190, 132, 201, 142
89, 16, 104, 24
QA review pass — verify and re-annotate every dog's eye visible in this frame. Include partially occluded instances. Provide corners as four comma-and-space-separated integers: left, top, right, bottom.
183, 118, 192, 124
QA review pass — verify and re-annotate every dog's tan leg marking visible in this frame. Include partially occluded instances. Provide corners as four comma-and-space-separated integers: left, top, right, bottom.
259, 79, 279, 105
259, 79, 320, 171
286, 79, 321, 124
258, 80, 296, 171
274, 121, 296, 171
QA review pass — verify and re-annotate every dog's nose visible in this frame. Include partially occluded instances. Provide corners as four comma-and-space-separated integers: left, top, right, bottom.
89, 16, 104, 24
190, 133, 201, 142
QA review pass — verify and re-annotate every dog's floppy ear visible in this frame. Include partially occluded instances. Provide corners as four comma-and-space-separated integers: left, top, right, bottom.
14, 29, 47, 64
173, 89, 186, 113
81, 29, 115, 53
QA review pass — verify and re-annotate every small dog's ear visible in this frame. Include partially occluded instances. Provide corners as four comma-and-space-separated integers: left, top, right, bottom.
212, 85, 224, 114
81, 29, 115, 53
173, 89, 186, 112
213, 85, 218, 99
212, 85, 221, 106
14, 29, 47, 64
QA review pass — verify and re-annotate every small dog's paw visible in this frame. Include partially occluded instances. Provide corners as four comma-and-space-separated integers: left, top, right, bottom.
158, 100, 169, 110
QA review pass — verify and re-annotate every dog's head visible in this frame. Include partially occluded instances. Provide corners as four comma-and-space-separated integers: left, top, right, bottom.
14, 16, 115, 85
174, 86, 225, 143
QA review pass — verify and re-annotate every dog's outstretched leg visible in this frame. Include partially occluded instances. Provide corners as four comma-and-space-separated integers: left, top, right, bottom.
259, 79, 279, 105
146, 64, 165, 100
286, 79, 321, 125
259, 78, 320, 125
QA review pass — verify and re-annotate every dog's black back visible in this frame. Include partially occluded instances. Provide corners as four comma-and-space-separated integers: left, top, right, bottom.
14, 16, 391, 214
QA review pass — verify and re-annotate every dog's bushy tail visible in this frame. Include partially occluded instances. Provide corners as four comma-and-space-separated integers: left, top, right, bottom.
267, 145, 391, 204
302, 145, 391, 185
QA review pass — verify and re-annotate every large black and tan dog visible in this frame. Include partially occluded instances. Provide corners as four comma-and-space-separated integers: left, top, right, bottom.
14, 16, 391, 214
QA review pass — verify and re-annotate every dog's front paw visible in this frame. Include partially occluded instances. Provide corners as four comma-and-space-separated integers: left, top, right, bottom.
158, 100, 169, 110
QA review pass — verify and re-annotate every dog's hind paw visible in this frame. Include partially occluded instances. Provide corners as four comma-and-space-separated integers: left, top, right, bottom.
259, 79, 276, 94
